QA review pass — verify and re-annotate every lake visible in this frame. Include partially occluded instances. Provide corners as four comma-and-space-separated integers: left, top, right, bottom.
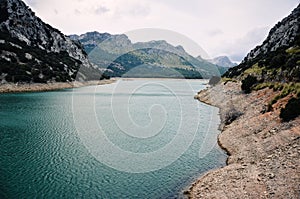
0, 79, 226, 198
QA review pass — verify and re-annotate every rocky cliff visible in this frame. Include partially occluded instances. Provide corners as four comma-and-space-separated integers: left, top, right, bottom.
0, 0, 99, 83
225, 4, 300, 82
244, 4, 300, 62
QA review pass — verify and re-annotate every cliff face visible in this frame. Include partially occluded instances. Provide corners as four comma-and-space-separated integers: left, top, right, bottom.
70, 32, 133, 55
244, 4, 300, 62
225, 4, 300, 82
0, 0, 97, 83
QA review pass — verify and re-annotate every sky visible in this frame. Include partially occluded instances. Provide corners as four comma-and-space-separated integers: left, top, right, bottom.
24, 0, 299, 62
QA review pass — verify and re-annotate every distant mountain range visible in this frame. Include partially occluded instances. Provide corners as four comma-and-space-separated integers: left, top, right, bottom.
70, 32, 229, 79
0, 0, 233, 83
208, 56, 237, 68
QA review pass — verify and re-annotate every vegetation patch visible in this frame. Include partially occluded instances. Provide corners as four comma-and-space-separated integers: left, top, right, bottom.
253, 82, 287, 92
286, 46, 300, 55
208, 76, 221, 86
269, 83, 300, 105
243, 64, 265, 76
224, 35, 300, 82
280, 97, 300, 122
261, 82, 300, 112
222, 77, 237, 84
241, 75, 258, 93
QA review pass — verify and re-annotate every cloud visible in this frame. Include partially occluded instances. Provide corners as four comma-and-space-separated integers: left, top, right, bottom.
127, 4, 150, 17
74, 9, 81, 15
95, 6, 110, 15
215, 27, 270, 62
206, 29, 224, 37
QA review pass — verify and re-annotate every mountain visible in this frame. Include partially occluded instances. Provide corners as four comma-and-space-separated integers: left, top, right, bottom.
70, 31, 225, 79
224, 4, 300, 83
70, 32, 132, 55
208, 56, 237, 68
0, 0, 101, 83
223, 3, 300, 120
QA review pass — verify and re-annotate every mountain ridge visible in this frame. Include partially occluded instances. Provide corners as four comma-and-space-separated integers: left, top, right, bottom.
222, 3, 300, 121
70, 31, 227, 79
0, 0, 101, 83
224, 4, 300, 83
208, 56, 237, 68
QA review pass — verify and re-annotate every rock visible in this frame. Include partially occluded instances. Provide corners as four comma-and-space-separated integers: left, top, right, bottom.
268, 173, 275, 179
0, 0, 101, 83
25, 53, 32, 60
244, 4, 300, 62
257, 177, 261, 181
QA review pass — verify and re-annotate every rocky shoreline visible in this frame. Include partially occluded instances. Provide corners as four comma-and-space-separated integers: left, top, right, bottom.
187, 82, 299, 198
0, 79, 116, 93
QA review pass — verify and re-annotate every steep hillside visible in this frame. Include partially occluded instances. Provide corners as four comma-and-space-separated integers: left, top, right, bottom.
223, 4, 300, 121
224, 4, 300, 83
190, 4, 300, 198
70, 32, 225, 79
0, 0, 101, 83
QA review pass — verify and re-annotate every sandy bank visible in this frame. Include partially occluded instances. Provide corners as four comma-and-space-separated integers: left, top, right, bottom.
187, 82, 300, 198
0, 79, 116, 93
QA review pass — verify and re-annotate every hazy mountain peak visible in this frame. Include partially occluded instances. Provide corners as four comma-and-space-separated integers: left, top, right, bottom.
175, 45, 185, 52
208, 56, 237, 68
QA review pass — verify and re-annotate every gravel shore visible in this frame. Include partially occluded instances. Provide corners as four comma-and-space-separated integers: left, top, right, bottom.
188, 82, 300, 198
0, 79, 116, 93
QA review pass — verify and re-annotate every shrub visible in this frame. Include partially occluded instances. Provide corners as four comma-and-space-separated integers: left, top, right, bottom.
280, 97, 300, 122
224, 107, 243, 125
253, 82, 272, 91
241, 75, 258, 93
208, 76, 221, 86
273, 83, 284, 91
267, 83, 300, 109
269, 53, 286, 69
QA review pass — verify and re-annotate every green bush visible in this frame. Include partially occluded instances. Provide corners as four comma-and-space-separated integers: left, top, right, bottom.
208, 76, 221, 86
268, 83, 300, 106
253, 82, 272, 91
241, 75, 258, 93
280, 97, 300, 122
269, 53, 286, 69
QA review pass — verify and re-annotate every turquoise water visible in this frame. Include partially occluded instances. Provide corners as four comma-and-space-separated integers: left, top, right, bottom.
0, 79, 226, 198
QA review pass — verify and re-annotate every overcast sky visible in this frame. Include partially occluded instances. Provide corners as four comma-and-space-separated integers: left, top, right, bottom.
24, 0, 299, 62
